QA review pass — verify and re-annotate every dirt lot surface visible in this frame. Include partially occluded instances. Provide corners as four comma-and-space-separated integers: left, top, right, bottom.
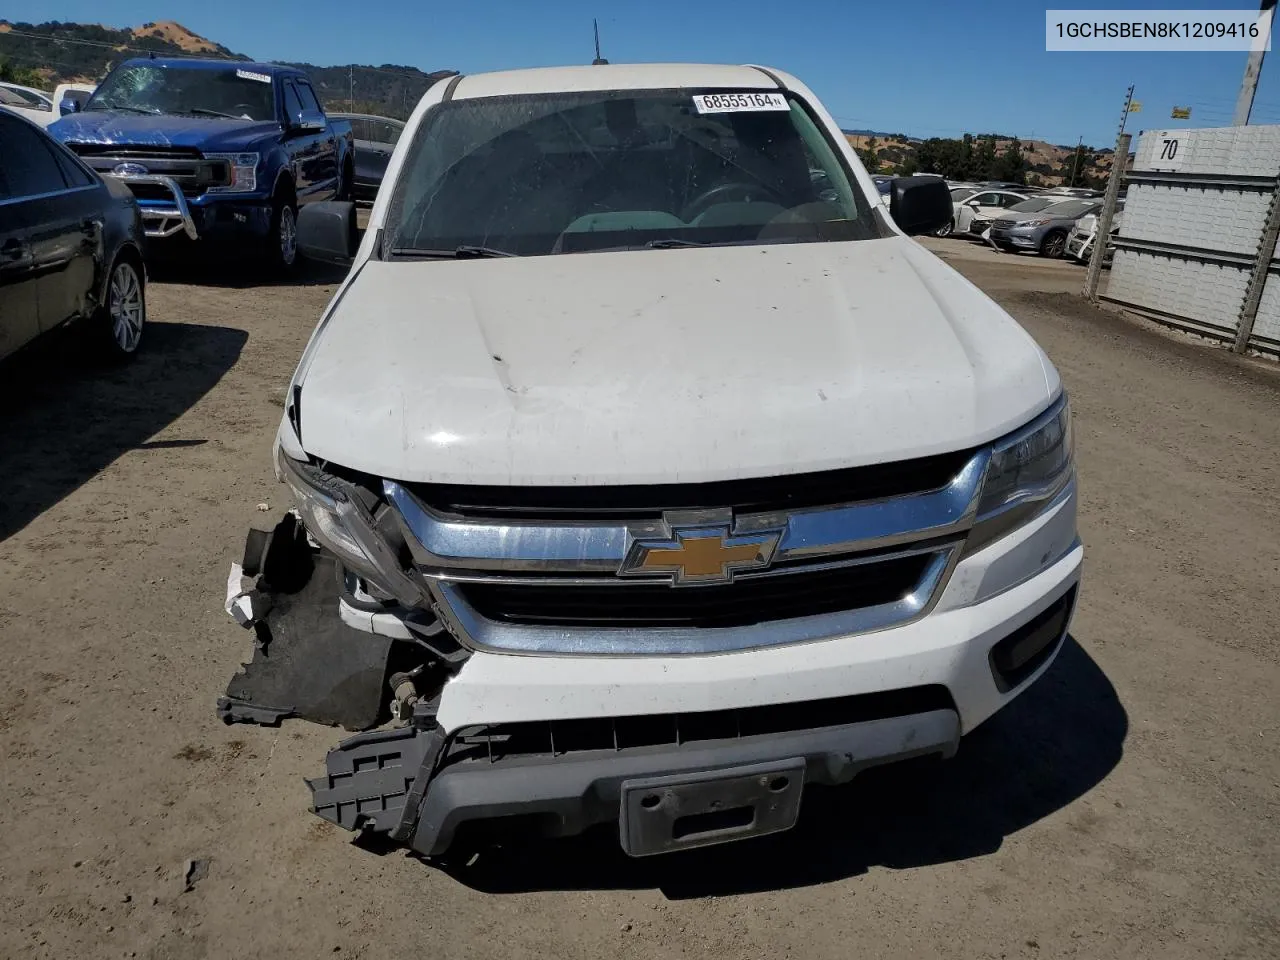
1, 238, 1277, 960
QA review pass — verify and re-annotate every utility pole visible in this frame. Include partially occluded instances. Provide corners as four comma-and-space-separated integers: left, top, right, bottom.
1084, 134, 1130, 301
1234, 0, 1277, 124
1069, 135, 1083, 187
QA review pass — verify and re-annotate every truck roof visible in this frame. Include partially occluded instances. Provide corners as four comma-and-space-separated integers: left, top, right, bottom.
117, 56, 303, 78
452, 63, 793, 100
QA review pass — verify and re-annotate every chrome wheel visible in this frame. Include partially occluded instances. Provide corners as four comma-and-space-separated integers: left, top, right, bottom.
1041, 232, 1067, 259
279, 205, 297, 266
935, 219, 954, 237
109, 261, 144, 353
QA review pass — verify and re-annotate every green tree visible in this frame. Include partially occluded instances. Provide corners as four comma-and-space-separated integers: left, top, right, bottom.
0, 57, 44, 87
1061, 143, 1092, 187
973, 135, 998, 181
858, 136, 880, 174
996, 137, 1027, 184
896, 156, 920, 176
959, 134, 975, 181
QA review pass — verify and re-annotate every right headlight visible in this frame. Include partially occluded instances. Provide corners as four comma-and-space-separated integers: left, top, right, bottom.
966, 396, 1074, 554
276, 446, 425, 606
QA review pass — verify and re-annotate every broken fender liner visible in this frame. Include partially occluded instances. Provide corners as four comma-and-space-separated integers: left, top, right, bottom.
219, 551, 393, 731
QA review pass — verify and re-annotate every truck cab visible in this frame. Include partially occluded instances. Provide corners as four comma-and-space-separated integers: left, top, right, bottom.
222, 63, 1081, 860
49, 57, 353, 270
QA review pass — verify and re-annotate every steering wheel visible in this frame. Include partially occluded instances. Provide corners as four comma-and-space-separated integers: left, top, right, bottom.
681, 181, 784, 223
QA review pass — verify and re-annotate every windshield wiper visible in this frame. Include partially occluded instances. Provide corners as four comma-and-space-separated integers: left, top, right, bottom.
186, 107, 248, 120
94, 105, 161, 115
645, 238, 711, 249
389, 245, 517, 259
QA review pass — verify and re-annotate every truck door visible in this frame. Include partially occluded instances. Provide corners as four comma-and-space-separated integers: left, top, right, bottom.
295, 80, 337, 198
282, 80, 318, 200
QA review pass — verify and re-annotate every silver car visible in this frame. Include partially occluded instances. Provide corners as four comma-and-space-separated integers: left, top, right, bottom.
987, 198, 1102, 258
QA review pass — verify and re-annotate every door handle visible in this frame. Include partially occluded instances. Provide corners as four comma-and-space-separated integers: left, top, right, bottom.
0, 238, 28, 263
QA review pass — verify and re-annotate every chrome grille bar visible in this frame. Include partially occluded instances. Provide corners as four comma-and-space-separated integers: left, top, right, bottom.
383, 448, 988, 576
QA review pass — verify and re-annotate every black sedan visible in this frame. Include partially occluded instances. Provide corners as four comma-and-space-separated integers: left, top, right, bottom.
0, 107, 146, 363
329, 113, 405, 201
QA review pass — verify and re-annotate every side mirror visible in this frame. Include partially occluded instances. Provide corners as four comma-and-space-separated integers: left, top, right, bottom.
966, 199, 981, 208
295, 110, 326, 133
890, 176, 955, 236
60, 97, 83, 116
297, 201, 358, 263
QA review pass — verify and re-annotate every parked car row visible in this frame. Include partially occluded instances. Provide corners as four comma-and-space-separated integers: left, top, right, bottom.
1, 55, 402, 364
926, 178, 1116, 262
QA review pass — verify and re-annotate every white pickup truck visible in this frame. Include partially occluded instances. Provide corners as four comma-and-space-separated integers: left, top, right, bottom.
221, 63, 1081, 861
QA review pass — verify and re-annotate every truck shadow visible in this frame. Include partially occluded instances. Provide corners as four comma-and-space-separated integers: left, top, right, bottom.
0, 322, 247, 543
437, 635, 1127, 898
146, 257, 349, 290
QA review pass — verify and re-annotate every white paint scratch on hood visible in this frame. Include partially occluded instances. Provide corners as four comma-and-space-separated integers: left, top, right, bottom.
297, 237, 1056, 485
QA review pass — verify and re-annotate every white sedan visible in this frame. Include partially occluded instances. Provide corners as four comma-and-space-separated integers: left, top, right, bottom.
941, 188, 1034, 237
0, 82, 57, 127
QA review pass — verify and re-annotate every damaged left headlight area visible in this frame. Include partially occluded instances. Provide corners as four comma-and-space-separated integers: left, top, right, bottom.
275, 448, 426, 608
218, 450, 468, 734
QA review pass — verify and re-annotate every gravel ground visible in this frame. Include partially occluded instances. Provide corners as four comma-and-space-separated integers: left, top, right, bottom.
0, 237, 1276, 960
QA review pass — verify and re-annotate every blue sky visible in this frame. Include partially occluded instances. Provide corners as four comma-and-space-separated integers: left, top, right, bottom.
24, 0, 1280, 147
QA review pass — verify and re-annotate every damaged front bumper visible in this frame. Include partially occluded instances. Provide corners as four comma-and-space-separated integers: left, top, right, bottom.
220, 499, 1079, 860
219, 515, 964, 858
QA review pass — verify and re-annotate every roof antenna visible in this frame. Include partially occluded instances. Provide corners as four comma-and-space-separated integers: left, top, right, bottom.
592, 19, 608, 65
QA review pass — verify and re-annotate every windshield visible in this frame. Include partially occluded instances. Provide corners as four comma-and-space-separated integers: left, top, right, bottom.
1008, 197, 1059, 213
1043, 199, 1096, 219
86, 64, 276, 121
950, 187, 978, 201
387, 89, 877, 258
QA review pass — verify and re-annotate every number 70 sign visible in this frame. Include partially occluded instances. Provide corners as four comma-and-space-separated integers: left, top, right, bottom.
1143, 130, 1185, 171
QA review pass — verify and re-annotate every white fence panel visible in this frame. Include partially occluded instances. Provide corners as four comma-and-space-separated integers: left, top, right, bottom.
1103, 125, 1280, 355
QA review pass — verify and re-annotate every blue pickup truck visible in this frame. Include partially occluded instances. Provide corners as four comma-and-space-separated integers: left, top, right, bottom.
50, 57, 354, 272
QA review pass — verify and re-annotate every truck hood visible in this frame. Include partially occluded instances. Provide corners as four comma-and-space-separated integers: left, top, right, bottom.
51, 111, 280, 151
296, 237, 1058, 486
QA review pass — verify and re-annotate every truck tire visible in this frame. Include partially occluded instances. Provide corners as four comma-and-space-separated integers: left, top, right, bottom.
265, 187, 299, 274
96, 250, 146, 361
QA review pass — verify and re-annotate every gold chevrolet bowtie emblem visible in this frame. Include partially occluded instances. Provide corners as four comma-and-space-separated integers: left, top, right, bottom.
621, 526, 781, 585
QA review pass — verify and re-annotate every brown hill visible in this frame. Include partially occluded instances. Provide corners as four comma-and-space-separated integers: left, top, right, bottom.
133, 20, 222, 54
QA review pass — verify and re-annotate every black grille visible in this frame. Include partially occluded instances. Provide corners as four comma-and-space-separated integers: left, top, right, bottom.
66, 144, 204, 159
455, 553, 932, 628
69, 146, 229, 198
407, 449, 973, 521
444, 685, 955, 765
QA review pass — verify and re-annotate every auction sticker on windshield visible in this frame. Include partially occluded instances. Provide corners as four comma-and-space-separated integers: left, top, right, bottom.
693, 92, 789, 114
236, 69, 272, 84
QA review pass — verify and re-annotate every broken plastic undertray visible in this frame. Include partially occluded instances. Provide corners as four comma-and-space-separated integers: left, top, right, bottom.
218, 515, 393, 731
